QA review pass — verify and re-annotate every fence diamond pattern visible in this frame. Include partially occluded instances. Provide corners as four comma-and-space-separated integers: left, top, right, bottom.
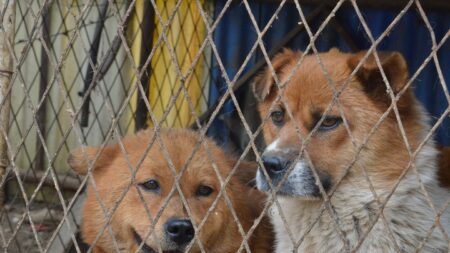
0, 0, 448, 252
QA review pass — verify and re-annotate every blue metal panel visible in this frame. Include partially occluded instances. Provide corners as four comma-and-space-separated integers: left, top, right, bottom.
209, 1, 450, 146
336, 8, 450, 145
208, 1, 260, 145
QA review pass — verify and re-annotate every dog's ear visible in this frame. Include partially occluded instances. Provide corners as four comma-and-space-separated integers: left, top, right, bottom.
68, 145, 117, 175
348, 51, 409, 99
252, 48, 301, 101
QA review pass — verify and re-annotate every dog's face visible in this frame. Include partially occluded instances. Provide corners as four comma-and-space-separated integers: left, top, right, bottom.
253, 48, 420, 199
69, 129, 257, 252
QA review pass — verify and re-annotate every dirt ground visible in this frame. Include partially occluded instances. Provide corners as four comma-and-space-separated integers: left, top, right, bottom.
0, 201, 65, 253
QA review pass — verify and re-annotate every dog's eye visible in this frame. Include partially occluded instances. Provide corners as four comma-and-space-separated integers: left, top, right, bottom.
140, 179, 160, 192
196, 185, 213, 197
318, 117, 342, 131
270, 110, 284, 125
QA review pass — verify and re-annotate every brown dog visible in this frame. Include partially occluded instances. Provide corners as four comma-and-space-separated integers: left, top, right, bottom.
69, 129, 273, 253
252, 48, 449, 252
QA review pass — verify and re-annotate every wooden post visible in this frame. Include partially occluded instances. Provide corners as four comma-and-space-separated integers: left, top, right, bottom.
0, 0, 15, 205
34, 2, 51, 172
79, 0, 109, 127
135, 0, 155, 131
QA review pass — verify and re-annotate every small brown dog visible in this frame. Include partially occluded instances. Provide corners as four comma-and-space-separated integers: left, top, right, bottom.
69, 128, 273, 253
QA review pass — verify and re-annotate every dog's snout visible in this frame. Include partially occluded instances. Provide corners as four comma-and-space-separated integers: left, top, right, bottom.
165, 219, 194, 245
262, 156, 290, 174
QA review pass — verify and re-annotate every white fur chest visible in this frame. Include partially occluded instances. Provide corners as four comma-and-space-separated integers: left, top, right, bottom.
269, 181, 449, 253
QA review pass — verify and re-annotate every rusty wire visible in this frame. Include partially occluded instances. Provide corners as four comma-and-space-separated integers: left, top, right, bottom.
0, 0, 449, 253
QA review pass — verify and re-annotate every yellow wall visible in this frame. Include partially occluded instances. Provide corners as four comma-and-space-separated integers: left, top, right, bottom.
130, 0, 208, 128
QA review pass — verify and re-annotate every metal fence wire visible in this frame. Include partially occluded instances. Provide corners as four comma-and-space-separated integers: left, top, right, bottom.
0, 0, 449, 252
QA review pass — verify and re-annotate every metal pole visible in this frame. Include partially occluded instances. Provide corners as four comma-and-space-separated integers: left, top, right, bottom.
35, 1, 51, 172
0, 0, 15, 205
135, 0, 155, 131
79, 0, 109, 127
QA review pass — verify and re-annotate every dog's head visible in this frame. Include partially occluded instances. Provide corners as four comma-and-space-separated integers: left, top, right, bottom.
69, 129, 262, 252
253, 48, 422, 199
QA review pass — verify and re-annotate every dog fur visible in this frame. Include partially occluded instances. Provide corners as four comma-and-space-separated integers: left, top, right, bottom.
438, 146, 450, 188
68, 128, 273, 253
252, 48, 450, 252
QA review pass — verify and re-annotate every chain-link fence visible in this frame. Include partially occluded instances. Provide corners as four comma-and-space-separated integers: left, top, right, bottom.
0, 0, 449, 252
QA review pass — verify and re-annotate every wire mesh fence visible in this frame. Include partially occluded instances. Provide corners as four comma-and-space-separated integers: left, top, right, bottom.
0, 0, 449, 252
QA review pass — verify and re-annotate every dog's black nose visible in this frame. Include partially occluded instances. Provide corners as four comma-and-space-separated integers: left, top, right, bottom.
262, 156, 289, 174
165, 219, 194, 245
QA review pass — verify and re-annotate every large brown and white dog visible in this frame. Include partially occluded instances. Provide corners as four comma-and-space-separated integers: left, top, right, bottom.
69, 129, 273, 253
252, 48, 450, 252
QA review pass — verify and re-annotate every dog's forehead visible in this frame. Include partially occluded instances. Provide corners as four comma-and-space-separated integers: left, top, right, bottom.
280, 53, 351, 110
115, 130, 230, 185
134, 142, 225, 176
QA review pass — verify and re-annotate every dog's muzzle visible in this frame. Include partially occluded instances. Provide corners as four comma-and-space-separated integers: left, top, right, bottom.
133, 229, 158, 253
256, 154, 331, 198
132, 218, 194, 253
